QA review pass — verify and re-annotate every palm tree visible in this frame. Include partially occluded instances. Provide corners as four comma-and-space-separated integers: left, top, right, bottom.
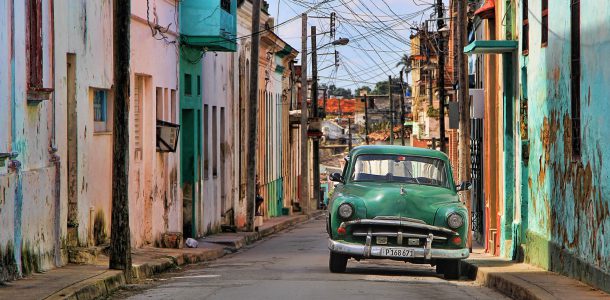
396, 54, 413, 75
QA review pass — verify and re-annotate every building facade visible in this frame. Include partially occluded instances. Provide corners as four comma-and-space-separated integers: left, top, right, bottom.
464, 0, 610, 292
0, 0, 59, 281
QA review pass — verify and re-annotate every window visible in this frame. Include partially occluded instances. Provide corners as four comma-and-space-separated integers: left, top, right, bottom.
212, 106, 218, 177
156, 87, 164, 120
27, 0, 43, 88
134, 76, 144, 160
349, 154, 450, 189
197, 75, 201, 96
541, 0, 548, 46
570, 0, 581, 158
93, 89, 111, 132
184, 73, 192, 96
170, 89, 177, 123
221, 0, 231, 13
522, 0, 529, 54
203, 105, 209, 179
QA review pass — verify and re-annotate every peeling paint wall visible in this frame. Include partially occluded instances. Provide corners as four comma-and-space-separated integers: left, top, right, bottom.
0, 0, 60, 281
518, 0, 610, 292
130, 0, 182, 247
54, 0, 114, 249
201, 51, 234, 235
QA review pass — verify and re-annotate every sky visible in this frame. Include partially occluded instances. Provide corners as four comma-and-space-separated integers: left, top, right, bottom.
265, 0, 445, 92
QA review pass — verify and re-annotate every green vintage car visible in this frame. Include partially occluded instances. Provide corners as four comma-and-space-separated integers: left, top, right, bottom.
327, 145, 470, 279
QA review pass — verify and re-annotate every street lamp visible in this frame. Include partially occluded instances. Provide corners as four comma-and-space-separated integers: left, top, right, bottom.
308, 38, 350, 54
331, 37, 350, 46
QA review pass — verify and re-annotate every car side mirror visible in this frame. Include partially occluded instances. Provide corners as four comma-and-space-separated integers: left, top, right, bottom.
330, 172, 344, 183
456, 181, 471, 192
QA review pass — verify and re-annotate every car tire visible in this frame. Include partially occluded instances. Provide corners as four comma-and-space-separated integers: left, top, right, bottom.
329, 251, 348, 273
441, 260, 460, 280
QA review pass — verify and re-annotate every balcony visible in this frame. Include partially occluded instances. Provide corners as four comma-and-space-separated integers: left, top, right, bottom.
180, 0, 237, 52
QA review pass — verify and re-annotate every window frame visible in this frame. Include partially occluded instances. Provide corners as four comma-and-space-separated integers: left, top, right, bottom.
184, 73, 192, 96
27, 0, 43, 89
92, 88, 112, 133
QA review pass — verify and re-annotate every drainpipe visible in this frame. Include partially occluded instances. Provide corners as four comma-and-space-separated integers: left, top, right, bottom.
48, 0, 62, 267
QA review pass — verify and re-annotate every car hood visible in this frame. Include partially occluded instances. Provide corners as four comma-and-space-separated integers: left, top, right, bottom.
341, 182, 458, 225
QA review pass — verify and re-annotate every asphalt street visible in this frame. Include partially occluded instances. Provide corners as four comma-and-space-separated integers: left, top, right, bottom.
113, 216, 508, 300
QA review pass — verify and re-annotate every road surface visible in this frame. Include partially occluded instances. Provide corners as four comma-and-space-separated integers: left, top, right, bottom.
113, 217, 507, 300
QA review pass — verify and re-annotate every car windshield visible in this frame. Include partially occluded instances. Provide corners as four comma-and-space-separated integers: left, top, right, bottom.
349, 154, 450, 188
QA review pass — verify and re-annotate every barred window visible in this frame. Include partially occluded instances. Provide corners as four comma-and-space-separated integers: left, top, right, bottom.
570, 0, 581, 158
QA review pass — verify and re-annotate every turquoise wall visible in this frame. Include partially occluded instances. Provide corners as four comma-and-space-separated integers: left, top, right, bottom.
518, 0, 610, 291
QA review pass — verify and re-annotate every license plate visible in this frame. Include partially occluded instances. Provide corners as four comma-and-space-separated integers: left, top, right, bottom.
380, 247, 414, 258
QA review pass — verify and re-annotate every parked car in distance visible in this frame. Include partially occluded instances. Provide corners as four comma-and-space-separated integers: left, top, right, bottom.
327, 145, 470, 279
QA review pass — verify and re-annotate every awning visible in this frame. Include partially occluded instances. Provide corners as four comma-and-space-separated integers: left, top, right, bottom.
463, 40, 518, 54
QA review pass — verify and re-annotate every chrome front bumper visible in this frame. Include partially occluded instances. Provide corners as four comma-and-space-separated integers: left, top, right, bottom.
328, 239, 470, 260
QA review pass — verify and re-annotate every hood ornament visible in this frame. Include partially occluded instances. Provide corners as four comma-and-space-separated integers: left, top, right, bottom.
400, 185, 406, 195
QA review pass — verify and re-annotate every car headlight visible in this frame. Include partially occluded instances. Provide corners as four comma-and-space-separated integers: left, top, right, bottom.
447, 213, 464, 229
338, 203, 354, 219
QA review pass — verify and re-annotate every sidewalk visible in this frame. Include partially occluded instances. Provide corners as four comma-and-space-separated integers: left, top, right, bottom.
461, 249, 610, 300
0, 211, 325, 300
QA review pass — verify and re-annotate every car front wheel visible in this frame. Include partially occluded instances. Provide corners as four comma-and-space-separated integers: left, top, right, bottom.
329, 251, 348, 273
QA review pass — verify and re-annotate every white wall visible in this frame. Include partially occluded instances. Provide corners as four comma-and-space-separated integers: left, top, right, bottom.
0, 0, 60, 280
200, 51, 236, 234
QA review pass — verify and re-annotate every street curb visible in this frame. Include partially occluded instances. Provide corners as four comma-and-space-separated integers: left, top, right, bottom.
48, 211, 324, 300
461, 260, 551, 300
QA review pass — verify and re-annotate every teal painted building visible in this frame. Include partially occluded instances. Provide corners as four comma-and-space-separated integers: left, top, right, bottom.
517, 0, 610, 292
179, 0, 237, 238
465, 0, 610, 293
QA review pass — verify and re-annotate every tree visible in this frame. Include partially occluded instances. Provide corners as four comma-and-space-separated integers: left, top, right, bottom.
396, 54, 413, 75
358, 86, 372, 95
372, 78, 407, 95
320, 83, 353, 98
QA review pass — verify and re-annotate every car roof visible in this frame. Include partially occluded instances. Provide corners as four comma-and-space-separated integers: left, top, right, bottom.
349, 145, 449, 162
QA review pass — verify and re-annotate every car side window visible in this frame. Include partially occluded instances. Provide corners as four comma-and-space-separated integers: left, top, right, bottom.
340, 156, 350, 182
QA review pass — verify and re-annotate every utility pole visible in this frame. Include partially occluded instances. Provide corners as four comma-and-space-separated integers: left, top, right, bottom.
311, 26, 321, 210
457, 0, 472, 247
299, 14, 309, 213
400, 71, 406, 146
110, 0, 132, 277
437, 0, 447, 153
389, 75, 394, 145
363, 95, 369, 144
322, 88, 328, 117
246, 0, 262, 231
348, 117, 352, 150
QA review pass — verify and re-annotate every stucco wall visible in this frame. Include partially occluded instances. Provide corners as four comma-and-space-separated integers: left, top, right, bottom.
519, 0, 610, 291
201, 51, 235, 234
0, 0, 60, 281
54, 0, 115, 249
130, 0, 182, 247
